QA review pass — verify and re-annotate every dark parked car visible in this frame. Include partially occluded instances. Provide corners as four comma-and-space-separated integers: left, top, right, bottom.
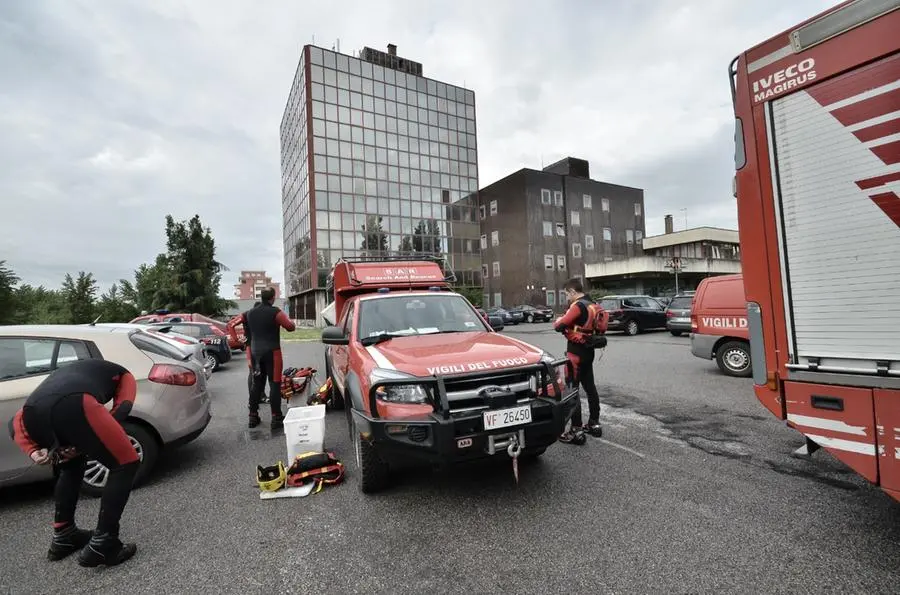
508, 304, 553, 323
598, 295, 668, 336
486, 307, 522, 325
477, 308, 505, 331
665, 295, 695, 336
151, 322, 232, 371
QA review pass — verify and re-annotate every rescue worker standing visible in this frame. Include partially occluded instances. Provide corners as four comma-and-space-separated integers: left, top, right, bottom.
7, 359, 141, 567
553, 277, 607, 444
230, 301, 268, 404
245, 287, 296, 429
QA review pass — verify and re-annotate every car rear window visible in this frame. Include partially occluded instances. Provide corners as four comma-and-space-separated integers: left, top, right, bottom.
669, 297, 693, 309
129, 331, 187, 361
600, 299, 619, 310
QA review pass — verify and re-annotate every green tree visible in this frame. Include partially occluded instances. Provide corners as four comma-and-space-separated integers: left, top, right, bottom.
360, 215, 388, 254
61, 272, 99, 323
155, 214, 233, 315
12, 285, 69, 324
456, 286, 483, 308
0, 260, 20, 324
97, 283, 140, 323
120, 255, 175, 313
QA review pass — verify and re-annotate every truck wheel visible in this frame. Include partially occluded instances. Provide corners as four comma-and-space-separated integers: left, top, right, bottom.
353, 417, 390, 493
716, 340, 752, 378
624, 319, 639, 336
324, 357, 344, 411
670, 330, 683, 337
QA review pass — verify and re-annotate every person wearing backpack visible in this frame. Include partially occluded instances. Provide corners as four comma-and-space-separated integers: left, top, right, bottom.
553, 277, 608, 444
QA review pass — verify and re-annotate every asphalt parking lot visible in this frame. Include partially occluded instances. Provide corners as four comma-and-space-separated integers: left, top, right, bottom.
1, 325, 898, 594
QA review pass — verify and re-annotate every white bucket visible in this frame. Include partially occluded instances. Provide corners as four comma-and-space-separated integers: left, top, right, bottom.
283, 404, 326, 461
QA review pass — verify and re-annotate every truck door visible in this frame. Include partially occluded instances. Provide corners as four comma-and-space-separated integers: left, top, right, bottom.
330, 300, 355, 394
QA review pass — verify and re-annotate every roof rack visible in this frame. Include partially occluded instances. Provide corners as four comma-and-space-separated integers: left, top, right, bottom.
330, 254, 458, 284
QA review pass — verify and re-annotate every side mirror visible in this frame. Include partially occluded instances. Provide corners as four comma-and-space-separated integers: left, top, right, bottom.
321, 325, 349, 345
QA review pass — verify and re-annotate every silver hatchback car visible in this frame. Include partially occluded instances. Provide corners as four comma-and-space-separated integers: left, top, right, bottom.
0, 325, 212, 496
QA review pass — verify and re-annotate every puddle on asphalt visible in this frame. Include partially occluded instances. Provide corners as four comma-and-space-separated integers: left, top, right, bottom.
241, 428, 284, 442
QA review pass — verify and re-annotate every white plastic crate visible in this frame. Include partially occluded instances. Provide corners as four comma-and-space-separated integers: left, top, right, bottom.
283, 404, 326, 461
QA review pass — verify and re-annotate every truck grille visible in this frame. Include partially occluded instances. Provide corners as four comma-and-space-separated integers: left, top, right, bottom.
444, 369, 535, 413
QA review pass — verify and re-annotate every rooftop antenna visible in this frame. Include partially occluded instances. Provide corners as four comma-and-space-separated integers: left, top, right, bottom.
337, 38, 340, 53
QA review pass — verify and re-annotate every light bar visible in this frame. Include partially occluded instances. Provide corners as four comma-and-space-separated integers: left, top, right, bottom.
790, 0, 900, 51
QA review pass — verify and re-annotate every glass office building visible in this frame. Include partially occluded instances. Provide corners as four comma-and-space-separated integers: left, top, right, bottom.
280, 44, 481, 319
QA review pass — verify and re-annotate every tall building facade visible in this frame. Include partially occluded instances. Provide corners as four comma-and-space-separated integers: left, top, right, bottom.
478, 157, 645, 310
280, 43, 481, 320
233, 270, 281, 300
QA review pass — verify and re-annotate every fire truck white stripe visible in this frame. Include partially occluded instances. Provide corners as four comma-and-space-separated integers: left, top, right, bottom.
805, 434, 876, 455
864, 132, 900, 149
787, 413, 867, 436
895, 447, 900, 459
847, 110, 900, 132
365, 346, 396, 370
746, 44, 794, 74
823, 79, 900, 111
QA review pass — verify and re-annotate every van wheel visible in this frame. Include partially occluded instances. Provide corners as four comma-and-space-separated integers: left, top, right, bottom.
670, 330, 683, 337
624, 319, 639, 336
716, 341, 752, 378
353, 417, 391, 494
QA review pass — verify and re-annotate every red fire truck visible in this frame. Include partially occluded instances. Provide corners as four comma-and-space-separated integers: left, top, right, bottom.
730, 0, 900, 502
320, 256, 578, 493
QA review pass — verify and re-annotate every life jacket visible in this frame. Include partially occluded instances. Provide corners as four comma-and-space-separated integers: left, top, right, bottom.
568, 298, 609, 344
280, 367, 317, 401
285, 451, 344, 494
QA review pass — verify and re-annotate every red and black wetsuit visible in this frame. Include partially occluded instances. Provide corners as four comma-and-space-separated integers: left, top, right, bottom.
244, 302, 296, 422
554, 296, 603, 428
8, 359, 141, 540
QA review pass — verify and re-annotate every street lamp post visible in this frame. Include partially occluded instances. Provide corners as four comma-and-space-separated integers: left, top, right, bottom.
665, 257, 685, 294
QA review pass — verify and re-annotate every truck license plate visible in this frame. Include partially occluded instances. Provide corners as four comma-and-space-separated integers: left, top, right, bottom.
483, 404, 532, 430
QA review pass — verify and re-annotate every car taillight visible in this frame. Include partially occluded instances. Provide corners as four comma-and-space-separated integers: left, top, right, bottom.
691, 314, 698, 331
666, 310, 674, 318
149, 364, 197, 386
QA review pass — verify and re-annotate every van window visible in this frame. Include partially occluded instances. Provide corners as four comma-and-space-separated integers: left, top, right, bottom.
702, 278, 745, 309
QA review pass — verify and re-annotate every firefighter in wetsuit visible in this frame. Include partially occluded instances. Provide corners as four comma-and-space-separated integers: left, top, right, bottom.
245, 287, 296, 429
553, 277, 608, 444
7, 359, 140, 567
230, 301, 269, 404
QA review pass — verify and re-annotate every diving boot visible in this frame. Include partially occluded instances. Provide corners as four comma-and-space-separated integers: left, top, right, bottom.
270, 414, 285, 430
249, 412, 261, 429
77, 533, 137, 567
47, 524, 92, 561
583, 421, 603, 438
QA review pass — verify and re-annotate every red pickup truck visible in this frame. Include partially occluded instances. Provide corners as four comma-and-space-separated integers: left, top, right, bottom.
321, 257, 578, 493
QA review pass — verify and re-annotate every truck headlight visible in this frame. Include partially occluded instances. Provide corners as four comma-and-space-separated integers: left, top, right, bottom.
370, 368, 431, 404
536, 353, 568, 395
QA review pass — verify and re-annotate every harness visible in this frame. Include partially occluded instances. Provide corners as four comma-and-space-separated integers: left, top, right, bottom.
567, 299, 609, 345
285, 451, 344, 494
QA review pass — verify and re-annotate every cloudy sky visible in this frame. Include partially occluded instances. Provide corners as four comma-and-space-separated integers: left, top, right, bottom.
0, 0, 835, 296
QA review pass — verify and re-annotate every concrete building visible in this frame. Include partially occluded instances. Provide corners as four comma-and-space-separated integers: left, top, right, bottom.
478, 157, 645, 310
233, 271, 281, 301
280, 43, 481, 324
584, 214, 741, 296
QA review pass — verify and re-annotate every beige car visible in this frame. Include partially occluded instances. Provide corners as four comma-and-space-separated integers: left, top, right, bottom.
0, 325, 212, 496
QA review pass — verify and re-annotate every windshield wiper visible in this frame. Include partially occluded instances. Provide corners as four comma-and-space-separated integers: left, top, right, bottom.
360, 333, 404, 346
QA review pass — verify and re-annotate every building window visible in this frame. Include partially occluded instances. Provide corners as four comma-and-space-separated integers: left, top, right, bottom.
483, 293, 490, 307
557, 255, 567, 270
635, 230, 643, 243
555, 223, 565, 237
490, 199, 498, 216
492, 261, 501, 277
541, 189, 551, 205
491, 230, 499, 246
542, 221, 552, 237
480, 234, 487, 250
493, 292, 502, 307
583, 194, 592, 209
482, 264, 488, 278
572, 243, 582, 258
585, 234, 594, 250
571, 211, 580, 226
603, 228, 612, 242
544, 255, 554, 270
546, 290, 556, 306
558, 289, 567, 305
553, 191, 563, 206
635, 203, 642, 216
626, 229, 634, 243
479, 205, 485, 220
601, 198, 610, 212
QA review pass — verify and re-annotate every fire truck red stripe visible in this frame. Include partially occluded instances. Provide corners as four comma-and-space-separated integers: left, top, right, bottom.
853, 118, 900, 142
806, 53, 900, 107
871, 140, 900, 165
856, 171, 900, 190
870, 192, 900, 227
830, 88, 900, 127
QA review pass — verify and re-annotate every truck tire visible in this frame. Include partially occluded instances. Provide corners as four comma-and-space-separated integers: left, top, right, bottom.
352, 417, 390, 493
624, 319, 639, 336
324, 356, 345, 411
716, 340, 752, 378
